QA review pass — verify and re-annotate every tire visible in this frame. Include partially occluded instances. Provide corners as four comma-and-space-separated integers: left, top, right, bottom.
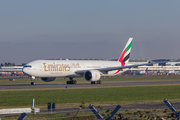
91, 81, 95, 84
73, 80, 77, 84
31, 82, 35, 85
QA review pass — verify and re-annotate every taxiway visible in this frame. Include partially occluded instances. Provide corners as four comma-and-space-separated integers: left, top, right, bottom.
0, 80, 180, 90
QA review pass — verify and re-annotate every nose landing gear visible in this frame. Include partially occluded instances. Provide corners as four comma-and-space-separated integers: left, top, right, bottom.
31, 76, 35, 85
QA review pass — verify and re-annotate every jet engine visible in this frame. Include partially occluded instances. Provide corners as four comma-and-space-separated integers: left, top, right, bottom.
84, 70, 101, 81
41, 77, 56, 82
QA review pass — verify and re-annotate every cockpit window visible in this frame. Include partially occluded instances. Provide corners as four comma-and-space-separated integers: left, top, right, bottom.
24, 65, 32, 68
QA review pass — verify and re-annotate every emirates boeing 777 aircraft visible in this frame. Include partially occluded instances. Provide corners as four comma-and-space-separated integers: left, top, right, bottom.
22, 38, 164, 85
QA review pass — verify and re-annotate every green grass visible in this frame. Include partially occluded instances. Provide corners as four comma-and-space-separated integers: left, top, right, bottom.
0, 75, 180, 85
1, 75, 180, 119
0, 85, 180, 109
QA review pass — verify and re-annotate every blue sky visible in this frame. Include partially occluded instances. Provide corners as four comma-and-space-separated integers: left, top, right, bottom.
0, 1, 180, 64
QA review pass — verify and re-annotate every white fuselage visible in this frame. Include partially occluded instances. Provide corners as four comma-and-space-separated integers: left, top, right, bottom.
23, 60, 130, 78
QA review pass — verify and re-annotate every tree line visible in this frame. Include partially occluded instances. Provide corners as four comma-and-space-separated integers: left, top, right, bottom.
0, 62, 15, 67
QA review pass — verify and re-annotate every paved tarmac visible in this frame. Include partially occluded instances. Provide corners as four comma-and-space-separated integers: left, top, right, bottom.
0, 80, 180, 90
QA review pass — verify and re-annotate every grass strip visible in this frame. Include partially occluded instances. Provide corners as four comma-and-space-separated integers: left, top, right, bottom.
0, 85, 180, 109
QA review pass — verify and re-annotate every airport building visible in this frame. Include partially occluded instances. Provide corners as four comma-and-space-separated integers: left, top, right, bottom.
128, 59, 180, 75
0, 66, 23, 76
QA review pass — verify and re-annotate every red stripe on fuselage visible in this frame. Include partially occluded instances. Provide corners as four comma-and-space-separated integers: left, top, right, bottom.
114, 70, 120, 75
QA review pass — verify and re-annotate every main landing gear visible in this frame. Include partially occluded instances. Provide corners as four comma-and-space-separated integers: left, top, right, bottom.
66, 77, 77, 84
91, 80, 101, 84
31, 76, 35, 85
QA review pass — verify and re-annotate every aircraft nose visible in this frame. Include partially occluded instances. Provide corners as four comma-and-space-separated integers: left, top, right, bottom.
22, 64, 32, 76
22, 67, 27, 74
22, 67, 28, 76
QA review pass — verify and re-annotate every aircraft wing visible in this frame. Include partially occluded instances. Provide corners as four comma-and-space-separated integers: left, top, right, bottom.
75, 61, 168, 75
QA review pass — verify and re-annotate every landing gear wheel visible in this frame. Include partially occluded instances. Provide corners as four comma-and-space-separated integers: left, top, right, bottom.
31, 82, 35, 85
91, 81, 95, 84
73, 80, 77, 84
67, 80, 77, 84
30, 76, 35, 85
97, 80, 101, 84
91, 81, 101, 84
67, 77, 77, 84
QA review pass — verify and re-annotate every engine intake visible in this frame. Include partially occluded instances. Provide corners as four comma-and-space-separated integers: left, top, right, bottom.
41, 77, 56, 82
84, 70, 101, 81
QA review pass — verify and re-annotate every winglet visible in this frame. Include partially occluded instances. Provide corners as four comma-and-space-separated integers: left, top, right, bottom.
118, 38, 133, 66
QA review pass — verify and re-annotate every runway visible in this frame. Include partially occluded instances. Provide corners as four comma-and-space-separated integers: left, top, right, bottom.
0, 80, 180, 90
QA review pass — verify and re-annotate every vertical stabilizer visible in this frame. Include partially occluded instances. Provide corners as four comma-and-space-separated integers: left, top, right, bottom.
118, 38, 133, 66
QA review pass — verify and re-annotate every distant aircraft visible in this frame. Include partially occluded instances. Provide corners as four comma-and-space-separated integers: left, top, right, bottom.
22, 38, 166, 85
167, 70, 176, 75
135, 68, 148, 75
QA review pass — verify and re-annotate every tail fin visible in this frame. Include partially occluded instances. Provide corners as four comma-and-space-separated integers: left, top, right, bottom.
118, 38, 133, 66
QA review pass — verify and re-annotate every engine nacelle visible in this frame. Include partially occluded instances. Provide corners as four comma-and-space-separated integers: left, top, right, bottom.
41, 77, 56, 82
84, 70, 101, 81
